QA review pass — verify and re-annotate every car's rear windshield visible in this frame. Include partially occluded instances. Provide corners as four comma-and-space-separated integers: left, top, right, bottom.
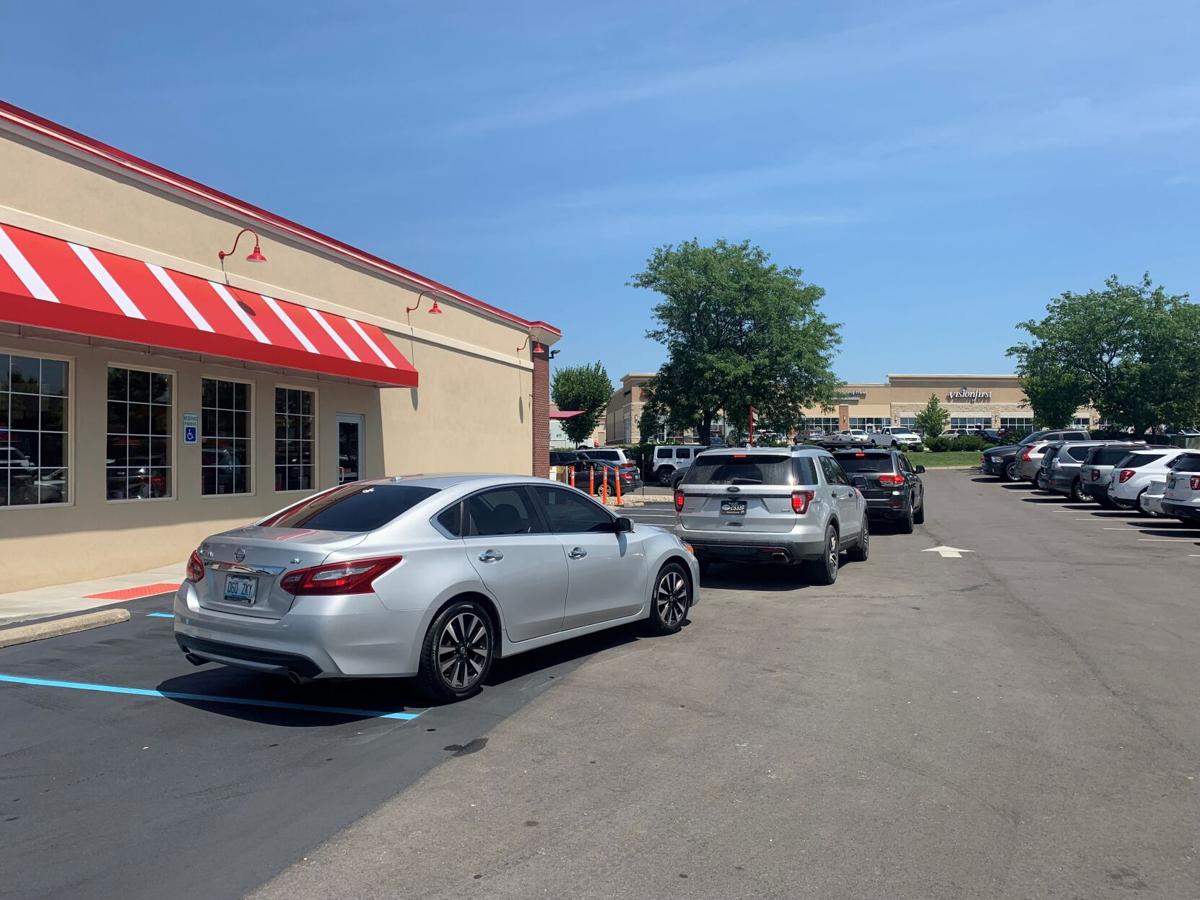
261, 483, 440, 532
685, 453, 816, 486
1171, 454, 1200, 473
585, 451, 619, 461
1119, 453, 1165, 469
832, 453, 895, 473
1090, 446, 1139, 465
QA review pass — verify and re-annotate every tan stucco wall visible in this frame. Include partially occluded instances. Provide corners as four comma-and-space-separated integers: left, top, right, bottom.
0, 124, 542, 591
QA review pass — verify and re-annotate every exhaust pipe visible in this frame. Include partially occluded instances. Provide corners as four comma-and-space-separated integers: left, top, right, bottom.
772, 551, 789, 562
184, 652, 207, 666
286, 670, 311, 686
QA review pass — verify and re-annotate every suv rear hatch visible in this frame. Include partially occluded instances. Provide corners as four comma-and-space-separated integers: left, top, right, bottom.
678, 453, 817, 534
832, 451, 904, 502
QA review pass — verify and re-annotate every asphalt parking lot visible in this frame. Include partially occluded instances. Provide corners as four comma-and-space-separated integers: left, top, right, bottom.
3, 470, 1199, 899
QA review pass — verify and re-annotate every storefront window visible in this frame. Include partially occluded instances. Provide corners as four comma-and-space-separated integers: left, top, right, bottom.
107, 366, 172, 500
275, 387, 314, 491
849, 417, 890, 429
201, 378, 251, 495
949, 417, 990, 431
1073, 417, 1091, 429
802, 417, 840, 431
1, 353, 69, 507
999, 417, 1033, 430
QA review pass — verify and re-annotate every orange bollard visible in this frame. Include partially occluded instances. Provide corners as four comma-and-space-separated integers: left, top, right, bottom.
615, 471, 623, 507
588, 466, 595, 495
568, 467, 575, 488
602, 472, 609, 504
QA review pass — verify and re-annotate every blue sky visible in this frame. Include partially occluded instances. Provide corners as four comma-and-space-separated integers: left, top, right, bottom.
3, 1, 1198, 383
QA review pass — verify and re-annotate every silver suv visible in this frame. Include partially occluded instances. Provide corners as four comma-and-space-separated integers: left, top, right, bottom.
673, 446, 869, 584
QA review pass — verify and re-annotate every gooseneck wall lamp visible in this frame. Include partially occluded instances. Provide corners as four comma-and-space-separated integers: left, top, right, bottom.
218, 228, 267, 265
406, 289, 443, 315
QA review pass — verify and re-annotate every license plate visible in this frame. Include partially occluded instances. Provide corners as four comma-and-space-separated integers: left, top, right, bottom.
224, 574, 258, 604
720, 499, 747, 515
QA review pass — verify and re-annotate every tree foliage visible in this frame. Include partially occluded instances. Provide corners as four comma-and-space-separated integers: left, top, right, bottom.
914, 394, 949, 437
1008, 274, 1200, 433
1015, 345, 1088, 428
551, 362, 612, 447
631, 239, 841, 444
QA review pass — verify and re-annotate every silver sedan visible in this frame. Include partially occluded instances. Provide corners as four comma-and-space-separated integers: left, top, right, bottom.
174, 475, 699, 702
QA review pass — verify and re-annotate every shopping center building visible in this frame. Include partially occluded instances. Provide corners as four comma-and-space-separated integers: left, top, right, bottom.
798, 374, 1096, 433
0, 101, 558, 591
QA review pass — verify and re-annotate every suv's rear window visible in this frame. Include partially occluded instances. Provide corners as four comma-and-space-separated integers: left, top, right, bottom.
1121, 453, 1165, 469
585, 450, 619, 461
832, 453, 895, 474
1090, 447, 1140, 465
1172, 454, 1200, 473
262, 483, 440, 532
685, 454, 816, 486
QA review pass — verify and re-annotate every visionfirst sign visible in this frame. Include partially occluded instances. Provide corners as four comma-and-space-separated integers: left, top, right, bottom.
946, 387, 992, 403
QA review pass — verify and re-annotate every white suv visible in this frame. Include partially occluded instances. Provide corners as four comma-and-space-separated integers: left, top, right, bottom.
1107, 448, 1189, 511
650, 444, 705, 486
1161, 453, 1200, 523
869, 426, 924, 450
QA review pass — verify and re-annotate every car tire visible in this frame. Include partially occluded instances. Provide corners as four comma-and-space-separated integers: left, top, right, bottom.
913, 497, 925, 524
1003, 461, 1019, 482
1069, 479, 1086, 503
416, 598, 496, 704
806, 525, 840, 585
897, 502, 915, 534
656, 466, 675, 487
1134, 488, 1150, 516
646, 562, 691, 635
1097, 495, 1118, 510
847, 517, 870, 562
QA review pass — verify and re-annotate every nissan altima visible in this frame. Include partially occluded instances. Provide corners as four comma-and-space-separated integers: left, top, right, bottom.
174, 475, 698, 701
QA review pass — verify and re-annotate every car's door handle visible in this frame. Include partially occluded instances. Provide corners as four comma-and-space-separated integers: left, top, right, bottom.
568, 547, 588, 559
478, 549, 504, 563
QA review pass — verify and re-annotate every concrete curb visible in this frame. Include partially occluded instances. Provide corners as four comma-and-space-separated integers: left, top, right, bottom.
0, 608, 131, 649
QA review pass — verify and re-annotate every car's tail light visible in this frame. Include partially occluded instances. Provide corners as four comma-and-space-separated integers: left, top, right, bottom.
1118, 469, 1135, 484
186, 550, 205, 583
1090, 469, 1100, 481
674, 490, 685, 511
1020, 448, 1032, 461
1191, 475, 1200, 490
877, 473, 905, 485
791, 490, 815, 514
280, 556, 402, 596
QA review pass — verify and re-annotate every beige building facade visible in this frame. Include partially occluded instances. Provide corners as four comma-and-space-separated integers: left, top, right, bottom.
800, 374, 1096, 432
0, 101, 559, 591
604, 373, 654, 445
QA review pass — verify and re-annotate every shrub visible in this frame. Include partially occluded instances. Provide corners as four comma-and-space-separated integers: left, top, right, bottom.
925, 436, 950, 452
950, 434, 985, 452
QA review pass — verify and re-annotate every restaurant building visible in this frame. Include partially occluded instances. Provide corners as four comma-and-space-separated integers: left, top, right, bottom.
0, 101, 559, 592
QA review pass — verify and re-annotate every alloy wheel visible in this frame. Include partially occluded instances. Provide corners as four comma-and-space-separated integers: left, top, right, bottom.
655, 570, 689, 627
827, 531, 839, 572
437, 611, 489, 691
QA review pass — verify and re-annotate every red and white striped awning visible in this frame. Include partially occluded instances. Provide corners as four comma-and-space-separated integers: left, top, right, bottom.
0, 222, 418, 387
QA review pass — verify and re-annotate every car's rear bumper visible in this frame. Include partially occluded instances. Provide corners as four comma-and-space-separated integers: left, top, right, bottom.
1047, 472, 1077, 495
173, 583, 423, 678
677, 524, 826, 563
1161, 501, 1200, 521
864, 495, 911, 518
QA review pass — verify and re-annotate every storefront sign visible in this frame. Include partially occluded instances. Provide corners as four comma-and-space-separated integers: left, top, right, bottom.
836, 390, 868, 400
946, 387, 992, 403
182, 413, 199, 445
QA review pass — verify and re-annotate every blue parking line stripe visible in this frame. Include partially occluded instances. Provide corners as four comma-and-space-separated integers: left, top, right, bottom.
145, 612, 174, 618
0, 674, 420, 720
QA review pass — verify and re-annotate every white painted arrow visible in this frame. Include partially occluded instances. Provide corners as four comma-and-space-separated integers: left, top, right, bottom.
922, 545, 973, 559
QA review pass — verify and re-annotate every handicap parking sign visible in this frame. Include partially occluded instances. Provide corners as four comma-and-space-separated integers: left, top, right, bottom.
183, 413, 199, 445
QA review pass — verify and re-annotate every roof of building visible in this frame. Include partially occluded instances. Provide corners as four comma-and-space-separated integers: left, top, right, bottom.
0, 100, 558, 339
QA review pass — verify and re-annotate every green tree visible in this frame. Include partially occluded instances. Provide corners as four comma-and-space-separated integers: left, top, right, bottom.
915, 394, 949, 437
631, 239, 841, 444
1015, 345, 1087, 428
637, 388, 664, 444
551, 362, 612, 447
1009, 274, 1200, 434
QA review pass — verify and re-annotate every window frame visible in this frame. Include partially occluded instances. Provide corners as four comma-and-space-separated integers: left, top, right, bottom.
0, 346, 75, 512
105, 360, 177, 505
530, 483, 616, 534
273, 382, 318, 494
460, 484, 548, 538
200, 374, 255, 499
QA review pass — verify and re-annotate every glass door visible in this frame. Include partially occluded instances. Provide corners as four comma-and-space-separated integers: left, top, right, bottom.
336, 414, 364, 484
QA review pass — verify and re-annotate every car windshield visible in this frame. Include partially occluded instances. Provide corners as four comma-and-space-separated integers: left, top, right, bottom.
261, 483, 440, 531
833, 453, 894, 473
685, 453, 816, 486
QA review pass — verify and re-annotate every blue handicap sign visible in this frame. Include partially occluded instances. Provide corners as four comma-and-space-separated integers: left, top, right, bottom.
184, 425, 198, 444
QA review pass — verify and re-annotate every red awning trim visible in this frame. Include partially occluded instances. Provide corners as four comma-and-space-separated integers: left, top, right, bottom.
0, 222, 417, 388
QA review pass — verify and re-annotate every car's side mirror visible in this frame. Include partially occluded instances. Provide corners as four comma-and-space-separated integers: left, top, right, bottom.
614, 516, 634, 533
915, 465, 926, 473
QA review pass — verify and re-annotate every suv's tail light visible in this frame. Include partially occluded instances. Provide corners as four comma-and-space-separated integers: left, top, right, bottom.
1090, 468, 1100, 481
1118, 469, 1135, 484
791, 490, 815, 514
877, 473, 905, 485
674, 490, 685, 511
280, 556, 402, 596
1191, 475, 1200, 491
185, 550, 205, 583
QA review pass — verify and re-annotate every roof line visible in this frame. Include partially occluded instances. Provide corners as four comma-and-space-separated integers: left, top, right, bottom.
0, 100, 559, 337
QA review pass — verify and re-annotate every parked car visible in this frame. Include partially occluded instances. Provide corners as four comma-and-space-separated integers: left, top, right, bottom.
1139, 479, 1168, 517
797, 427, 827, 442
1079, 443, 1148, 508
831, 449, 925, 533
1042, 440, 1110, 501
569, 458, 641, 494
826, 429, 872, 446
1108, 448, 1190, 512
650, 444, 705, 486
549, 450, 581, 468
1016, 440, 1057, 485
867, 426, 924, 451
577, 447, 637, 476
175, 475, 698, 702
673, 446, 869, 584
981, 429, 1090, 481
1161, 453, 1200, 522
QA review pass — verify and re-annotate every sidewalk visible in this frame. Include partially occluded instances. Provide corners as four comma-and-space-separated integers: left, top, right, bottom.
0, 563, 184, 627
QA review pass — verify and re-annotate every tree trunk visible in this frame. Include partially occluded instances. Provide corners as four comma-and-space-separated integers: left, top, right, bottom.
699, 411, 714, 445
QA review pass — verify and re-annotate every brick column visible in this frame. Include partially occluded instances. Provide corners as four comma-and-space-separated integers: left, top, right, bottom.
531, 342, 550, 477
